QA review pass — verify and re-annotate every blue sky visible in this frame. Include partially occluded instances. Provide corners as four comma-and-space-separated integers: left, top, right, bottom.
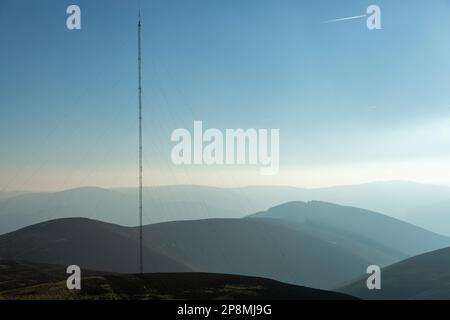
1, 0, 450, 190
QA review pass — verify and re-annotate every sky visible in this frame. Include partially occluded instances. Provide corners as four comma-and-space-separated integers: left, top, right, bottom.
1, 0, 450, 191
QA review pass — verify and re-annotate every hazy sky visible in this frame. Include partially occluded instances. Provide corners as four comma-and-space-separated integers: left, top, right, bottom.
1, 0, 450, 191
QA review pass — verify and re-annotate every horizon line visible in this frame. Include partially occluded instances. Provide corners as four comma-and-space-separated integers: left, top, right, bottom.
3, 179, 450, 194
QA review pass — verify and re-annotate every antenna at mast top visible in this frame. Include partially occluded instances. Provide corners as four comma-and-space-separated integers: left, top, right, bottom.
138, 0, 142, 24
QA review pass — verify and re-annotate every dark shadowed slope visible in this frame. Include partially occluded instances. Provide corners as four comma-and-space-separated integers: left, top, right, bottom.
248, 201, 450, 259
0, 261, 355, 300
0, 217, 370, 290
0, 218, 191, 274
138, 218, 371, 289
338, 246, 450, 300
0, 260, 108, 292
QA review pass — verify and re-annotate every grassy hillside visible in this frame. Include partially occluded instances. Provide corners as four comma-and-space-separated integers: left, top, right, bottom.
0, 261, 355, 300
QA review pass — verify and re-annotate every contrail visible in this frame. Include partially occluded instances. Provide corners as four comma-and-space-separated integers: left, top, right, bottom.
323, 14, 367, 24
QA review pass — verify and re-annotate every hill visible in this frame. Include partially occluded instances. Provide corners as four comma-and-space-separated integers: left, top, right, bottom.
2, 201, 449, 290
0, 217, 370, 290
338, 246, 450, 299
0, 218, 191, 274
248, 201, 450, 258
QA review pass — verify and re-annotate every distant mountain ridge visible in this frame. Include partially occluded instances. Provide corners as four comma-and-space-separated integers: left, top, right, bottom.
0, 186, 244, 234
2, 181, 450, 235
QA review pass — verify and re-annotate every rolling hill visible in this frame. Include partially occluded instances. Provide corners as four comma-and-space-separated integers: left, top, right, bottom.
337, 246, 450, 300
0, 216, 371, 290
0, 218, 191, 274
0, 260, 355, 300
2, 198, 450, 290
248, 201, 450, 258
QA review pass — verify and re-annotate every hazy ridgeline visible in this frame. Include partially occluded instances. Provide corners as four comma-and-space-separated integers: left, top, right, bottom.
2, 181, 450, 235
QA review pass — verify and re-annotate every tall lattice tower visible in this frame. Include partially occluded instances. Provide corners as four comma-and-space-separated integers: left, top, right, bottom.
138, 10, 143, 274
